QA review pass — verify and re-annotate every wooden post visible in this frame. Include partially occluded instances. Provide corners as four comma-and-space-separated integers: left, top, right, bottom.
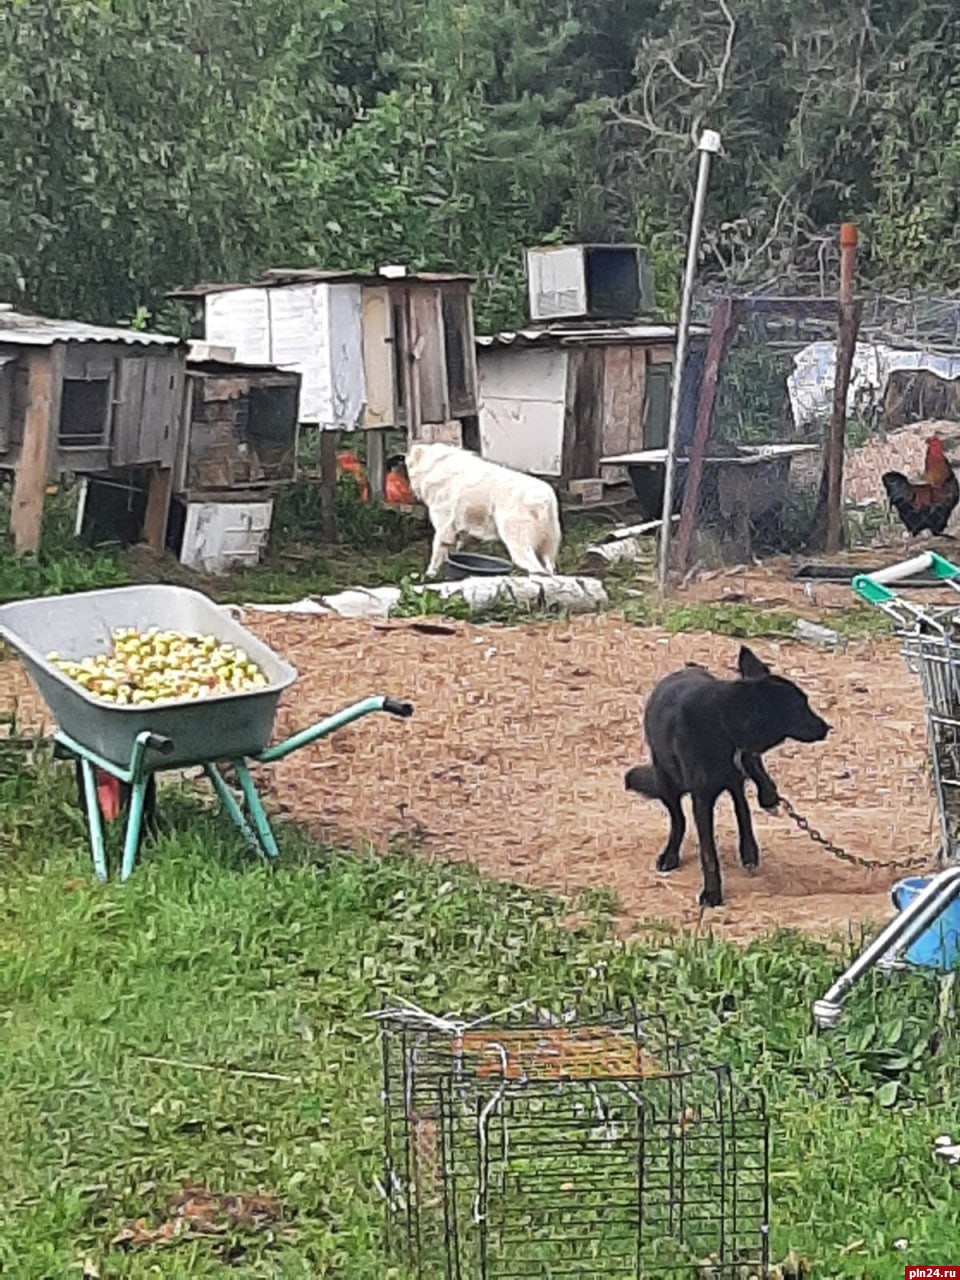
142, 465, 173, 552
366, 428, 386, 501
810, 223, 860, 552
673, 297, 740, 573
319, 427, 339, 542
11, 343, 64, 554
405, 291, 422, 443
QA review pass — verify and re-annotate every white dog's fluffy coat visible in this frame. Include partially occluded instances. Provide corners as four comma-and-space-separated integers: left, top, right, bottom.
405, 442, 562, 577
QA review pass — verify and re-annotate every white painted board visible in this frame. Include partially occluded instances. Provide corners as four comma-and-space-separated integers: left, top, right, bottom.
322, 283, 364, 430
266, 283, 329, 426
477, 347, 566, 476
480, 399, 564, 475
526, 246, 587, 321
179, 500, 274, 576
204, 289, 270, 365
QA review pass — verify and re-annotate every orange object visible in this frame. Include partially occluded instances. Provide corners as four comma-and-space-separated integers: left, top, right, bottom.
336, 451, 369, 503
95, 769, 123, 822
384, 470, 415, 505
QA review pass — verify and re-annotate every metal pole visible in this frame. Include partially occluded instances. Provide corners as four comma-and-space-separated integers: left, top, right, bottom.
657, 128, 722, 592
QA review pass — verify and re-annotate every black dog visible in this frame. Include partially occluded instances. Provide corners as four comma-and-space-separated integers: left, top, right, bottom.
624, 646, 830, 908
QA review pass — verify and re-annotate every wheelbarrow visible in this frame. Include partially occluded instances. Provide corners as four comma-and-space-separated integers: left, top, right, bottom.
0, 584, 414, 882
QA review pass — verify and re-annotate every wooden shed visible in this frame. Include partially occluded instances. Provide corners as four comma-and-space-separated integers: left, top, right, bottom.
177, 358, 301, 497
0, 307, 186, 552
167, 266, 480, 497
475, 322, 708, 491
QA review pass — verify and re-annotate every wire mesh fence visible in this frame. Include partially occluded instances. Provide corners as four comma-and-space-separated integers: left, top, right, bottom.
664, 291, 960, 581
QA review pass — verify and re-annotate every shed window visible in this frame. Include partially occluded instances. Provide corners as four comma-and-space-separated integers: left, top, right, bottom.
247, 384, 299, 474
59, 376, 112, 447
644, 365, 671, 449
442, 292, 469, 412
392, 303, 407, 415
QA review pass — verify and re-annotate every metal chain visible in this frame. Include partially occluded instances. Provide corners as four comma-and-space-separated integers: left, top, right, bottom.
776, 795, 934, 872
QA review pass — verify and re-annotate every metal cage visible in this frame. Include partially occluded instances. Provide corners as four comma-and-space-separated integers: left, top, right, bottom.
378, 1003, 770, 1279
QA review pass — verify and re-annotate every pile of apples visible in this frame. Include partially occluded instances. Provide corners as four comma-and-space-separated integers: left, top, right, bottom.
48, 627, 268, 707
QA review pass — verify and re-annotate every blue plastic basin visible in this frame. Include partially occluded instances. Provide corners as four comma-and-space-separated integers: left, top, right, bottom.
891, 876, 960, 971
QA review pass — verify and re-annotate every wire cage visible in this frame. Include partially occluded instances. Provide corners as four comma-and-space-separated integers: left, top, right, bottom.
857, 564, 960, 866
378, 1002, 770, 1279
899, 621, 960, 864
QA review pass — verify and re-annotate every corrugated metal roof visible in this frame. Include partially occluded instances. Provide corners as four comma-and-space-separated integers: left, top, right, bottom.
475, 322, 707, 348
169, 267, 475, 300
186, 357, 302, 378
0, 308, 182, 348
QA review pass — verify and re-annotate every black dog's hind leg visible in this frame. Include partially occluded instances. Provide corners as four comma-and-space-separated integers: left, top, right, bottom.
729, 776, 760, 871
655, 782, 686, 874
692, 789, 724, 908
738, 751, 779, 811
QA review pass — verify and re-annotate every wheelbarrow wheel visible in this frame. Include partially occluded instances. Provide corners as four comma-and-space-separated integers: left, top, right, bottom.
73, 761, 160, 843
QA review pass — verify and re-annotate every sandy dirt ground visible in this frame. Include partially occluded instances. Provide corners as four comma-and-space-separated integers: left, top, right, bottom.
2, 613, 939, 944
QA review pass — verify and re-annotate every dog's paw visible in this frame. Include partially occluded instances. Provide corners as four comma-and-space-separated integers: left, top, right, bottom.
758, 785, 780, 811
739, 844, 760, 871
655, 850, 680, 874
698, 885, 724, 909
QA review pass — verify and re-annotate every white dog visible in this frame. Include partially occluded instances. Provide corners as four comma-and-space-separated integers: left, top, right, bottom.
405, 442, 562, 578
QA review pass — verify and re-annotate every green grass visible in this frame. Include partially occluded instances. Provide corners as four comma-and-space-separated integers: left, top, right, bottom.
1, 746, 960, 1278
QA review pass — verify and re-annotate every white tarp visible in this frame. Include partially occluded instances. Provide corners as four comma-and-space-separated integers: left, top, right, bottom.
788, 340, 960, 429
239, 575, 608, 620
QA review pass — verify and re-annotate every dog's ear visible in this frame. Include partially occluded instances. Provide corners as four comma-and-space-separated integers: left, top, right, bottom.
737, 645, 770, 680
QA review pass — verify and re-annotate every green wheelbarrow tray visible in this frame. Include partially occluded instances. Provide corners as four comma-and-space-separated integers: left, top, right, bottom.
0, 584, 414, 882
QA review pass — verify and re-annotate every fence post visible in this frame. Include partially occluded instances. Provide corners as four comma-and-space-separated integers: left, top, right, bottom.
810, 223, 860, 552
674, 297, 740, 575
657, 127, 722, 592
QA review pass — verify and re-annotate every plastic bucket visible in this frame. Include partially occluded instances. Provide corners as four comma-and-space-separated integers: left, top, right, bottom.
891, 876, 960, 971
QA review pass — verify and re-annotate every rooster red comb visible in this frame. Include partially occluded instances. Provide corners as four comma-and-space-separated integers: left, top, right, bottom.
928, 435, 946, 457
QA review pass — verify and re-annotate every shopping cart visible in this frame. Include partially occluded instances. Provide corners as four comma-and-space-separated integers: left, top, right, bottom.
814, 550, 960, 1028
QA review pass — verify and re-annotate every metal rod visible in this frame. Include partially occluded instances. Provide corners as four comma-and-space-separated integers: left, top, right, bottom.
205, 762, 261, 849
256, 695, 387, 763
233, 760, 280, 859
813, 865, 960, 1029
79, 756, 108, 883
657, 128, 722, 592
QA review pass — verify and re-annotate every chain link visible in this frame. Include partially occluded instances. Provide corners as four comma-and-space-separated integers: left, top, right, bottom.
776, 795, 934, 872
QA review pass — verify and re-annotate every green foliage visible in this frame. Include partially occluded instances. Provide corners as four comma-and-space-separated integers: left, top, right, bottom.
3, 0, 960, 339
0, 483, 129, 604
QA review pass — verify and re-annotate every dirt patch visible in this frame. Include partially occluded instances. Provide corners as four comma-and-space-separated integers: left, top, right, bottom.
673, 554, 960, 619
244, 613, 936, 944
1, 613, 938, 945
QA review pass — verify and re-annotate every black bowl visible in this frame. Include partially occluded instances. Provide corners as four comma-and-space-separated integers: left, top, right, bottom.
443, 552, 515, 581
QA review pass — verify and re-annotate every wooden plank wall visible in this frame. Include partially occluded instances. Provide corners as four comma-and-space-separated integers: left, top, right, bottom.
359, 286, 395, 428
409, 286, 449, 426
601, 345, 647, 456
562, 346, 605, 480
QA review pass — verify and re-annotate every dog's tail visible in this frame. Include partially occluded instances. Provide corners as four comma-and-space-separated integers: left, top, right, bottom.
624, 764, 660, 798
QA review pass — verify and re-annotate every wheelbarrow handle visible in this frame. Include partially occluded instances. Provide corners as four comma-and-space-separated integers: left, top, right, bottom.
256, 695, 414, 764
382, 698, 414, 718
142, 732, 175, 755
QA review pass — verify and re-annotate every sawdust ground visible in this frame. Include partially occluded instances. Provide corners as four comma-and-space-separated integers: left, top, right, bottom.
247, 614, 935, 944
1, 613, 937, 945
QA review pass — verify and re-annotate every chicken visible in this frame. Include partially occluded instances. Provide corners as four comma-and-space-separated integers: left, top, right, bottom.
881, 434, 959, 537
336, 450, 369, 503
